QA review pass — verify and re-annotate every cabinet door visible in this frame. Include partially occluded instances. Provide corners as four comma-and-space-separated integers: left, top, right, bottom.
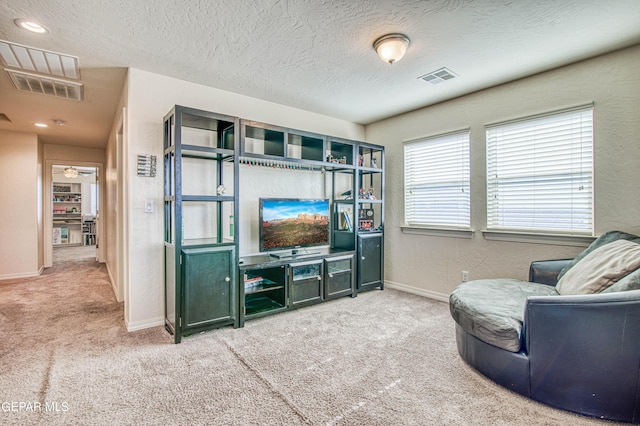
325, 255, 354, 299
289, 261, 323, 307
357, 234, 383, 290
182, 246, 236, 329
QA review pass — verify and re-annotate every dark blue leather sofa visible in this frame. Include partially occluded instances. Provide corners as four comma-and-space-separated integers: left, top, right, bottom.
450, 231, 640, 423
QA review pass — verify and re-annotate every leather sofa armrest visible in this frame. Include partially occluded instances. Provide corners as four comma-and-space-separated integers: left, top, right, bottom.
523, 290, 640, 420
528, 259, 572, 286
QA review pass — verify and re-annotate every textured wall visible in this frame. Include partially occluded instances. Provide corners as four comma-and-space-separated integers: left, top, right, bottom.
365, 45, 640, 298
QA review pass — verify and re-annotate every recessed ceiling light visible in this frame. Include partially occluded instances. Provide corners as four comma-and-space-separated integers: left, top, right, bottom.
14, 18, 49, 34
34, 122, 48, 128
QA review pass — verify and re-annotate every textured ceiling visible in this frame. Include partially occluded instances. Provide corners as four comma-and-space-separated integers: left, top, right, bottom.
1, 0, 640, 148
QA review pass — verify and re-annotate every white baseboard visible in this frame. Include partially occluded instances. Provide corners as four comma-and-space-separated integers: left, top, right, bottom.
0, 270, 41, 281
126, 316, 164, 332
105, 262, 123, 303
385, 280, 450, 302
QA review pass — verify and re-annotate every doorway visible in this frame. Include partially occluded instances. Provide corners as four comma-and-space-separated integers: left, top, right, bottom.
46, 162, 102, 267
51, 165, 98, 265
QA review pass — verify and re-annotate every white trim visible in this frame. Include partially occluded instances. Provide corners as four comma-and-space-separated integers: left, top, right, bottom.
44, 159, 104, 268
401, 226, 474, 239
126, 316, 164, 332
105, 262, 123, 303
485, 102, 595, 129
482, 230, 595, 247
0, 271, 41, 280
385, 280, 449, 302
117, 106, 129, 325
402, 127, 470, 145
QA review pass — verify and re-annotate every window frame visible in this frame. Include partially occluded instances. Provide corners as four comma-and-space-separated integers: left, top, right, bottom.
403, 129, 471, 231
485, 105, 594, 236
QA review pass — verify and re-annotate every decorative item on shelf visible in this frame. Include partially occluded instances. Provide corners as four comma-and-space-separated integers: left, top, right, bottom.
358, 187, 376, 200
359, 208, 374, 220
326, 154, 348, 164
358, 208, 375, 230
358, 154, 363, 166
341, 189, 352, 199
371, 158, 377, 168
359, 220, 374, 230
216, 185, 227, 195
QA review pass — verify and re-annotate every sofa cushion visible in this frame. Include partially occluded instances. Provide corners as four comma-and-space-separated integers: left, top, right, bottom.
450, 279, 558, 353
557, 230, 640, 281
601, 267, 640, 293
556, 239, 640, 295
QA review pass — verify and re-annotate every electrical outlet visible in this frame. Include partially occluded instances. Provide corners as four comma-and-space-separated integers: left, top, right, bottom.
462, 271, 469, 282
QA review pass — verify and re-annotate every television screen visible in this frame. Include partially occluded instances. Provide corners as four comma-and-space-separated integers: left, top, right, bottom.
259, 198, 330, 252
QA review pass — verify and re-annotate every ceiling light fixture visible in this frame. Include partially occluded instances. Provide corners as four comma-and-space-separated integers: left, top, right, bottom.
14, 18, 49, 34
52, 119, 66, 126
63, 167, 78, 178
373, 33, 410, 64
34, 122, 48, 128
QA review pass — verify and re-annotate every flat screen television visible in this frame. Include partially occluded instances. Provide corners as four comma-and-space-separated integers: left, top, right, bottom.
259, 198, 330, 256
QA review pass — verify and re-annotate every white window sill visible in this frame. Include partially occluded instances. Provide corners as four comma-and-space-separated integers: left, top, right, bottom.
401, 226, 474, 239
481, 230, 595, 247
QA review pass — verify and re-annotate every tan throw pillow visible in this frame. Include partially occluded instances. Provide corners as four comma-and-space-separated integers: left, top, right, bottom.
556, 239, 640, 295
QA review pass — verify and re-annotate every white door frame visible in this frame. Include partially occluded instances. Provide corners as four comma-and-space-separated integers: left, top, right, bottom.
44, 160, 105, 267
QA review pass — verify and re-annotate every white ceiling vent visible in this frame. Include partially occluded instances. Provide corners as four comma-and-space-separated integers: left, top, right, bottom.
5, 69, 83, 100
0, 40, 80, 79
418, 67, 458, 85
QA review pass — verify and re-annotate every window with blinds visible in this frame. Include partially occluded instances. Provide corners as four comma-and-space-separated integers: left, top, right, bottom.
404, 131, 470, 228
486, 106, 593, 234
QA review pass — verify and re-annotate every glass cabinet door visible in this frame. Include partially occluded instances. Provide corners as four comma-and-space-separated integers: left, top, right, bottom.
289, 261, 323, 307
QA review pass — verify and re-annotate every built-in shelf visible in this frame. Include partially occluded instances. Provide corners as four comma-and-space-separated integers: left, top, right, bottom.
52, 182, 83, 246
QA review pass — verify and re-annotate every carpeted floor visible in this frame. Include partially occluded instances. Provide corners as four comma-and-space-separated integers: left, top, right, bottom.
0, 246, 620, 425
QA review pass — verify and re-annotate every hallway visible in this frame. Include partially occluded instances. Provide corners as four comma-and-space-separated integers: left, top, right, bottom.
0, 242, 169, 425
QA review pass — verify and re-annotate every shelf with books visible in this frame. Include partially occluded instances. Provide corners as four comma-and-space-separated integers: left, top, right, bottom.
244, 275, 285, 295
52, 182, 83, 247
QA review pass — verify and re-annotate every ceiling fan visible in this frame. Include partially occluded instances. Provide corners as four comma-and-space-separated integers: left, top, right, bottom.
53, 166, 95, 179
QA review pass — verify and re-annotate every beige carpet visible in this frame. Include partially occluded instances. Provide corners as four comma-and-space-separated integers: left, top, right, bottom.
0, 246, 618, 425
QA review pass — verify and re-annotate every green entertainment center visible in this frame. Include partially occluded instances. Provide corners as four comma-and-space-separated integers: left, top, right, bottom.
164, 105, 384, 343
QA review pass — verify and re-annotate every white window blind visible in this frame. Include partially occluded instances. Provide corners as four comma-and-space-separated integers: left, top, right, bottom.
486, 106, 593, 234
404, 131, 470, 228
